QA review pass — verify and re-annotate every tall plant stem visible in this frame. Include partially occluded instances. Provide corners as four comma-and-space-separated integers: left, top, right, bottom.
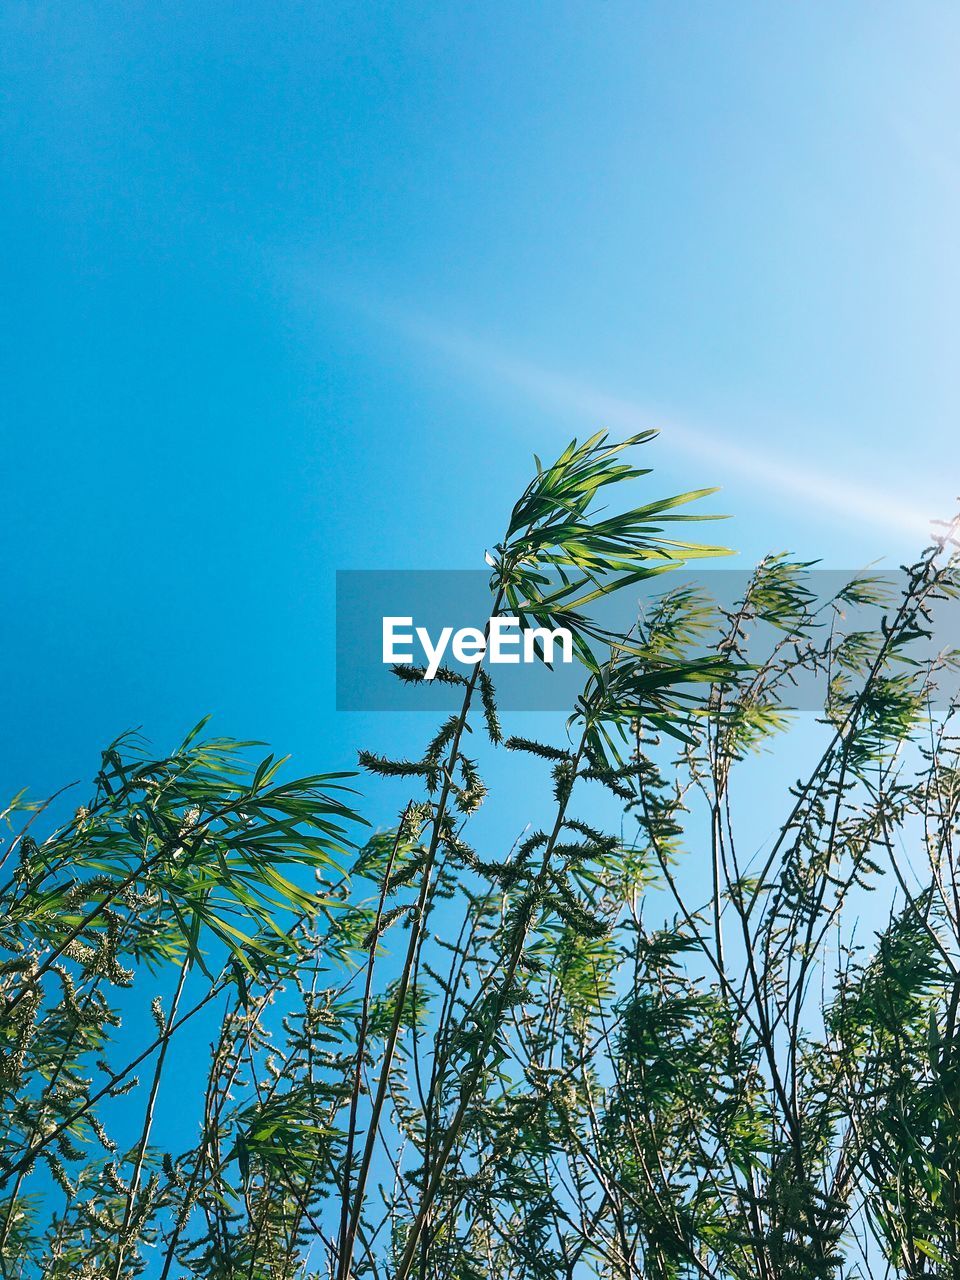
335, 809, 410, 1275
110, 954, 190, 1280
393, 727, 590, 1280
338, 589, 504, 1280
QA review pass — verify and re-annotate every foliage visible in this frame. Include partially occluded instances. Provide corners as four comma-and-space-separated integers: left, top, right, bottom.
2, 433, 959, 1279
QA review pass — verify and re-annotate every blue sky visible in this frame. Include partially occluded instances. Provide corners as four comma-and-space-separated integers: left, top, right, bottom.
3, 4, 959, 1230
2, 0, 959, 803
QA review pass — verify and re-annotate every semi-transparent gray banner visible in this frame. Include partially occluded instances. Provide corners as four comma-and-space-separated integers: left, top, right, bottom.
336, 569, 960, 711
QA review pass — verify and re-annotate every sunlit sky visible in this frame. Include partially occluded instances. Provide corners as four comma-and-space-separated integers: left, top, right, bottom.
2, 1, 959, 799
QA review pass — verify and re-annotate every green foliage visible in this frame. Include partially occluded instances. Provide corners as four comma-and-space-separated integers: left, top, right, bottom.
2, 437, 960, 1280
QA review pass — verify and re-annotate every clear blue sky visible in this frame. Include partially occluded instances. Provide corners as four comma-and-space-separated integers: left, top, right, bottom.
2, 1, 958, 798
3, 6, 958, 1227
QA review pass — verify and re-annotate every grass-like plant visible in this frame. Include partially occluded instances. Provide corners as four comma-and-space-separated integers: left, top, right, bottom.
1, 433, 959, 1279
